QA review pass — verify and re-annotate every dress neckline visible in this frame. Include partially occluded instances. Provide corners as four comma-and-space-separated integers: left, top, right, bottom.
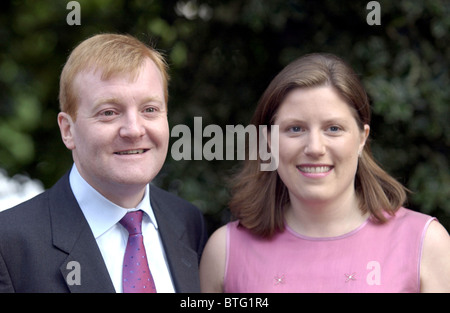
284, 217, 370, 241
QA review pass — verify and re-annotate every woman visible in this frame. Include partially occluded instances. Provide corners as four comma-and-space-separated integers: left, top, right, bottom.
200, 53, 450, 292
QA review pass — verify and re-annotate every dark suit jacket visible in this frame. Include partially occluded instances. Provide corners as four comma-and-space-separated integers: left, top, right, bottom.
0, 172, 208, 293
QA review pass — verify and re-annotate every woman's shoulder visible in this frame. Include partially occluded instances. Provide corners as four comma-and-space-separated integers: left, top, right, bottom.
387, 207, 435, 227
199, 223, 231, 292
208, 223, 229, 245
420, 213, 450, 292
368, 207, 436, 243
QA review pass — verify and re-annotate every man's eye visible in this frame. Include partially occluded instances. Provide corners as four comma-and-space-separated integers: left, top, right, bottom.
103, 110, 115, 116
144, 107, 156, 113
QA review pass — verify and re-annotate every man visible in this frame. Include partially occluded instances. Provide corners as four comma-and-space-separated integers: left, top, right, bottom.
0, 34, 208, 293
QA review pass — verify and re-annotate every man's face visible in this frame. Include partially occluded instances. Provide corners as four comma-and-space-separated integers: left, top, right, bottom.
58, 59, 169, 206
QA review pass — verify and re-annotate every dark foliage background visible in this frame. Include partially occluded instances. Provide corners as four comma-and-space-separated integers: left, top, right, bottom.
0, 0, 449, 233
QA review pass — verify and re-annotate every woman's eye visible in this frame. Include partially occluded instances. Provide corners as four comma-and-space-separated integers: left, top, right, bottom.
327, 126, 343, 134
289, 126, 302, 132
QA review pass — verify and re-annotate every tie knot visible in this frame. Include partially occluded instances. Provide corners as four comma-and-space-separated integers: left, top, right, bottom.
120, 211, 143, 235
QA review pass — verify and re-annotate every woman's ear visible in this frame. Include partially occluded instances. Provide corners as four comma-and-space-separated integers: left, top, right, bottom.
57, 112, 76, 150
358, 124, 370, 155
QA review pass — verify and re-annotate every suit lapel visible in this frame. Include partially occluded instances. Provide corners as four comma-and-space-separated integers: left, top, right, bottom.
49, 173, 115, 293
150, 186, 201, 293
47, 174, 200, 292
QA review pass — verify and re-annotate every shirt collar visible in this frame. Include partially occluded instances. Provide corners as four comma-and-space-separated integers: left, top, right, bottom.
69, 164, 158, 239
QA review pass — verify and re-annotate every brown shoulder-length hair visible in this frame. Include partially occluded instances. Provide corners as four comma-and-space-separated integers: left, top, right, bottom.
228, 53, 408, 238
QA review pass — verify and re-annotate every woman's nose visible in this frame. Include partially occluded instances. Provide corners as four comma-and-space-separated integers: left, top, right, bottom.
304, 131, 326, 157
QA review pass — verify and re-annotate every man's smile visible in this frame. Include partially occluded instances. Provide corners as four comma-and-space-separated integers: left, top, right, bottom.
114, 149, 149, 155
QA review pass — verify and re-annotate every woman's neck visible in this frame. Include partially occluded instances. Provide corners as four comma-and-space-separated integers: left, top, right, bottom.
285, 191, 369, 238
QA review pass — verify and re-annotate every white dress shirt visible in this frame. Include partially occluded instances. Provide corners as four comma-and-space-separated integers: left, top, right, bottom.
69, 164, 175, 293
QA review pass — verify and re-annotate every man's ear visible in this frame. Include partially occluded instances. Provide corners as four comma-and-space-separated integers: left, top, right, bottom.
57, 112, 76, 150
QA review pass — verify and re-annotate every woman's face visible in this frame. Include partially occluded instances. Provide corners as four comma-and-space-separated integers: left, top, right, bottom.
273, 86, 370, 207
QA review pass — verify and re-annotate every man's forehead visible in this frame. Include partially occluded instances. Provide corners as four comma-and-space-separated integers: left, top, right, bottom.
72, 61, 165, 108
74, 66, 140, 84
77, 56, 161, 81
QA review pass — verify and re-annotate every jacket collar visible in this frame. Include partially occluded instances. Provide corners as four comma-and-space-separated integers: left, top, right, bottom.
150, 185, 201, 293
48, 172, 200, 293
48, 173, 115, 293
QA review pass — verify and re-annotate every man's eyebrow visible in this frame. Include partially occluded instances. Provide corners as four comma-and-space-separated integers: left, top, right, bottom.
140, 96, 164, 104
92, 96, 165, 109
93, 97, 122, 108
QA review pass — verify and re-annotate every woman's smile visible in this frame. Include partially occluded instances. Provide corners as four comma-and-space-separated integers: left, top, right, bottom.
297, 164, 334, 178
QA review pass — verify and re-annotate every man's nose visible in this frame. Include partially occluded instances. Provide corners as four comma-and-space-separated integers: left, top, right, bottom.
119, 112, 145, 139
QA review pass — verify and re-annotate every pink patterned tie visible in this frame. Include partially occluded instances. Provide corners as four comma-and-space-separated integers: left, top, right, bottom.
119, 211, 156, 293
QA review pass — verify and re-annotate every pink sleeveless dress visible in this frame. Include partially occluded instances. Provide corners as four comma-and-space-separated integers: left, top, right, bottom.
224, 207, 435, 293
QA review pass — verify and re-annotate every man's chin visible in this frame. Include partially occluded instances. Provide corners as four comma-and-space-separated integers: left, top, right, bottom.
112, 174, 155, 187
